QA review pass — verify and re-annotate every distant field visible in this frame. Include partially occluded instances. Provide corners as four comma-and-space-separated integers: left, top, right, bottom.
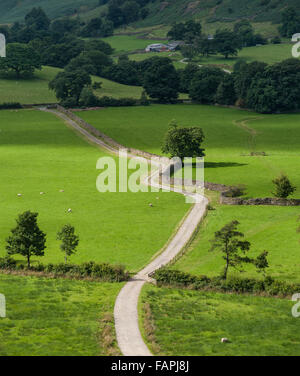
0, 67, 59, 104
101, 35, 163, 54
0, 109, 189, 271
77, 104, 300, 198
129, 43, 296, 70
141, 285, 300, 356
173, 191, 300, 282
0, 274, 121, 356
0, 66, 145, 104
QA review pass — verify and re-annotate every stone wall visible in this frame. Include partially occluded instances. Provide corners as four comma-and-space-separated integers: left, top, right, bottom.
55, 105, 160, 160
220, 193, 300, 206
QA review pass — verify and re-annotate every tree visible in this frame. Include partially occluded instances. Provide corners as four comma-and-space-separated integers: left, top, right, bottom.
85, 39, 114, 56
162, 120, 205, 160
57, 224, 79, 263
279, 7, 300, 37
189, 66, 225, 103
254, 251, 269, 276
25, 7, 50, 31
143, 57, 179, 102
0, 43, 41, 78
234, 61, 267, 103
214, 29, 241, 58
6, 211, 46, 268
181, 45, 198, 61
210, 220, 251, 280
215, 74, 237, 105
49, 69, 91, 105
272, 174, 296, 199
167, 20, 202, 42
178, 63, 200, 93
246, 59, 300, 113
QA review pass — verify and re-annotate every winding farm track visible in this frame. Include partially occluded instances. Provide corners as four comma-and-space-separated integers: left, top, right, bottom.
40, 106, 208, 356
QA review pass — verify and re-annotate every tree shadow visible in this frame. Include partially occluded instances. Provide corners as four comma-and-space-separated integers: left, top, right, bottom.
205, 162, 247, 169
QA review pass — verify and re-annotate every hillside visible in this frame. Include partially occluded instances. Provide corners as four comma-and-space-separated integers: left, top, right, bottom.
1, 0, 300, 25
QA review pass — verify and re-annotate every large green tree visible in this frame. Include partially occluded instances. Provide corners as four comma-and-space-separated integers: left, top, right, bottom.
49, 69, 92, 106
279, 7, 300, 37
0, 43, 41, 78
162, 121, 205, 160
189, 66, 225, 103
214, 29, 241, 58
6, 211, 46, 268
143, 57, 179, 102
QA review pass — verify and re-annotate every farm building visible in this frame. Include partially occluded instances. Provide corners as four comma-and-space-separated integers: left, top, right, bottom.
145, 42, 181, 52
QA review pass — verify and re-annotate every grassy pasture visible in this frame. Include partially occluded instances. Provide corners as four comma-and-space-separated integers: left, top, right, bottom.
173, 192, 300, 282
101, 35, 163, 54
0, 274, 121, 356
141, 285, 300, 356
0, 109, 189, 271
77, 104, 300, 198
0, 66, 145, 104
129, 42, 296, 70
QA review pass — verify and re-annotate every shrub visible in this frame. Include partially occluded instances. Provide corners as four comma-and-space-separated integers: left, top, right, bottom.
153, 268, 300, 297
0, 259, 129, 282
0, 102, 22, 109
272, 174, 296, 199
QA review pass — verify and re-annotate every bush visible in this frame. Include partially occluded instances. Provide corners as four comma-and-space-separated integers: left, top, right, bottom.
153, 268, 300, 297
0, 102, 22, 109
96, 96, 137, 107
272, 174, 296, 198
0, 258, 129, 282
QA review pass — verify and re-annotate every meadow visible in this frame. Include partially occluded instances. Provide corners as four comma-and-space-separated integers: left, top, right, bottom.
173, 191, 300, 282
0, 109, 189, 271
0, 274, 122, 356
129, 42, 296, 70
140, 285, 300, 356
101, 35, 163, 54
77, 104, 300, 198
0, 66, 144, 104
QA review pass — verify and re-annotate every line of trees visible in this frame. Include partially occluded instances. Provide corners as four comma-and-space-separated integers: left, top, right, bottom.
5, 211, 79, 267
177, 57, 300, 113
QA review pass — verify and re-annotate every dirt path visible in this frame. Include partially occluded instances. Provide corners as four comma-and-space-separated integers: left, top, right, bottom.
40, 106, 208, 356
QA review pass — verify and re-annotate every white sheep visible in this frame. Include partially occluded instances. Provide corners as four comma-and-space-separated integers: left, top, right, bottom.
68, 208, 72, 213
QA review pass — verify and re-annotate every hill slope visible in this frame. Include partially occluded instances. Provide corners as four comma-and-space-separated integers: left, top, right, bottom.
1, 0, 300, 25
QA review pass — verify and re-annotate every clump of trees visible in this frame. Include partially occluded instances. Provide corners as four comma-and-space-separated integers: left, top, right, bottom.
0, 43, 41, 78
5, 210, 80, 267
279, 7, 300, 37
210, 220, 269, 280
178, 58, 300, 113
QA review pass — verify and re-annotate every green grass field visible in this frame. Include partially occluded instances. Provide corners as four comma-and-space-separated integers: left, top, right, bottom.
77, 104, 300, 198
0, 109, 189, 271
173, 192, 300, 282
141, 285, 300, 356
0, 66, 144, 104
129, 42, 296, 71
101, 35, 163, 54
0, 274, 122, 356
